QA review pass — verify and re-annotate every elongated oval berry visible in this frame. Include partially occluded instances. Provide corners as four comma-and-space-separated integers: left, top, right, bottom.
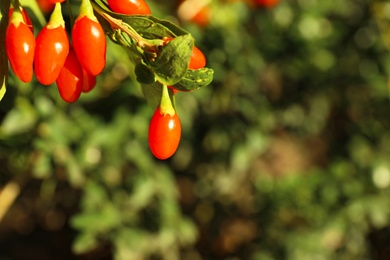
56, 49, 83, 103
107, 0, 151, 15
72, 16, 106, 76
34, 3, 69, 85
148, 107, 181, 160
34, 26, 69, 85
6, 11, 35, 83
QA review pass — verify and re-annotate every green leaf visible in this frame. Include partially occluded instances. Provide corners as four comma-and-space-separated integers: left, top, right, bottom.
0, 0, 9, 102
135, 61, 156, 84
173, 68, 214, 91
146, 34, 194, 86
92, 0, 189, 39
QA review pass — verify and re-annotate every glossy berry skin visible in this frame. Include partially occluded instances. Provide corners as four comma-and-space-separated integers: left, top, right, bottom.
148, 107, 181, 160
56, 49, 83, 103
72, 16, 106, 76
34, 25, 69, 85
6, 19, 35, 83
189, 46, 206, 69
107, 0, 151, 15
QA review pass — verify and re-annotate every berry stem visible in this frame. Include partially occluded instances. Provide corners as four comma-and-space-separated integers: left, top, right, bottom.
9, 0, 24, 26
47, 2, 65, 29
78, 0, 98, 22
160, 84, 175, 117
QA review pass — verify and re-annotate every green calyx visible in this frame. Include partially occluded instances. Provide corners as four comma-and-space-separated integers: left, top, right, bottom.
9, 0, 24, 27
47, 3, 65, 29
159, 85, 175, 117
78, 0, 98, 22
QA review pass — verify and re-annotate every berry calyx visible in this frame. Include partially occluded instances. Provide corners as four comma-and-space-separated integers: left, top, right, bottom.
8, 6, 33, 33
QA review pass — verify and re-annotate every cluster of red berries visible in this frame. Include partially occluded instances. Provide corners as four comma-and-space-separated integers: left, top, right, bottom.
6, 0, 208, 160
6, 0, 105, 102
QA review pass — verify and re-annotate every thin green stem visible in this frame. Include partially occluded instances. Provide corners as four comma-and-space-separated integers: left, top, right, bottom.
160, 84, 175, 116
47, 3, 65, 28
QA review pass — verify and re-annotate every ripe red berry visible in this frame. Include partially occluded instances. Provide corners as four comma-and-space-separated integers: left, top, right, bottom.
56, 49, 83, 103
6, 11, 35, 83
189, 46, 206, 69
34, 25, 69, 85
72, 16, 106, 76
107, 0, 151, 15
148, 107, 181, 160
34, 3, 69, 85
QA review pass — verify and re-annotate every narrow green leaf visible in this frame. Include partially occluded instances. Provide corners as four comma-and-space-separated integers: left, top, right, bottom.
173, 68, 214, 91
146, 34, 194, 86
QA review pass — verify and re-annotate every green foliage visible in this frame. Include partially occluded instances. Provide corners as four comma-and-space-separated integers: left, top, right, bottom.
1, 0, 390, 259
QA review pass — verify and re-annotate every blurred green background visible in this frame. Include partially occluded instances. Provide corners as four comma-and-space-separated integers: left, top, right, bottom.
1, 0, 390, 259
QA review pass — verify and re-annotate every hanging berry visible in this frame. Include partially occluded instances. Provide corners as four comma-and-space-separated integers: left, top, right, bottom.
34, 3, 70, 85
72, 0, 106, 76
148, 85, 182, 160
6, 5, 36, 83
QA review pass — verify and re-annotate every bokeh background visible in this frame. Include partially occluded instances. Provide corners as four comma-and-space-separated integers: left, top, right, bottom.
1, 0, 390, 259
